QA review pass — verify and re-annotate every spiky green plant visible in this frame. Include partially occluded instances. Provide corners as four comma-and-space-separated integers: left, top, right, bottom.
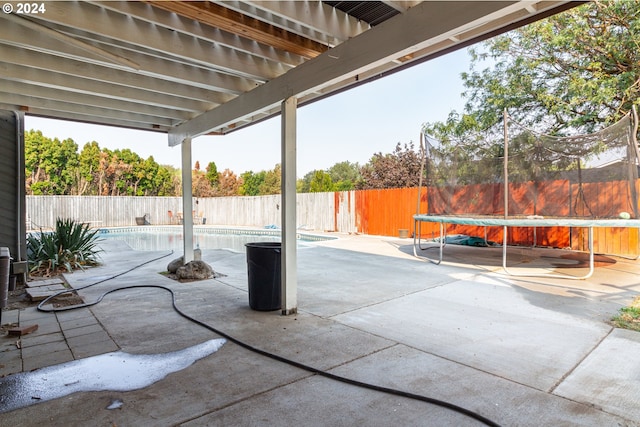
27, 218, 102, 275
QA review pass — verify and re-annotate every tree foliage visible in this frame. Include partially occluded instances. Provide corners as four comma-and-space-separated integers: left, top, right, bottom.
192, 168, 216, 197
358, 142, 423, 189
26, 130, 79, 195
260, 164, 281, 195
206, 161, 219, 187
215, 169, 242, 196
238, 164, 282, 195
309, 170, 334, 192
428, 0, 640, 142
25, 128, 425, 194
297, 161, 362, 193
240, 170, 266, 196
422, 1, 640, 187
298, 169, 329, 193
328, 161, 361, 190
26, 130, 184, 196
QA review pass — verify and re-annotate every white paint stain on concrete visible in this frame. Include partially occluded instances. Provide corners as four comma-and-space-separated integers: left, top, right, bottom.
0, 338, 226, 413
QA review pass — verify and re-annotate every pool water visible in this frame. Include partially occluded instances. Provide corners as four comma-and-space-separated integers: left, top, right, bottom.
97, 226, 333, 252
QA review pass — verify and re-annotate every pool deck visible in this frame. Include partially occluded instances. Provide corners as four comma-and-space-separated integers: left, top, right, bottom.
1, 233, 640, 426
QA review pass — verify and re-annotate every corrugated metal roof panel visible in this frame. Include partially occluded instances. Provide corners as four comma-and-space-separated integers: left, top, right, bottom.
323, 1, 401, 26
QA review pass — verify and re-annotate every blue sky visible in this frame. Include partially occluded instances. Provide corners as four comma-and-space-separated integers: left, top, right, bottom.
26, 48, 471, 178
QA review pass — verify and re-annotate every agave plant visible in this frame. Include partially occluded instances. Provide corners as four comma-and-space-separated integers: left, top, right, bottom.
27, 218, 103, 275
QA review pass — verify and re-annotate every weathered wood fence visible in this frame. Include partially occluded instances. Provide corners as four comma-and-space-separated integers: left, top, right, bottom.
26, 181, 640, 256
26, 193, 357, 234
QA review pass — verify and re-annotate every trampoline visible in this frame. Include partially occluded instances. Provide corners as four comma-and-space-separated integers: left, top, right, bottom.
413, 214, 640, 279
414, 109, 640, 279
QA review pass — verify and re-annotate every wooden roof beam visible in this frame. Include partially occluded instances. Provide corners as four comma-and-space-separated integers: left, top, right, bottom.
148, 1, 328, 59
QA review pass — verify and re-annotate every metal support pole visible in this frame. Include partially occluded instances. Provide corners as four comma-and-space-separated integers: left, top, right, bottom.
181, 137, 194, 263
281, 97, 298, 315
503, 109, 509, 218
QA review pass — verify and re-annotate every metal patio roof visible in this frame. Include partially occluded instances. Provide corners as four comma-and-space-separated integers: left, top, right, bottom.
0, 1, 577, 145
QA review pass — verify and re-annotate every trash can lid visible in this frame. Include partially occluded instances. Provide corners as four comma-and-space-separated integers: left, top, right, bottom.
0, 247, 9, 258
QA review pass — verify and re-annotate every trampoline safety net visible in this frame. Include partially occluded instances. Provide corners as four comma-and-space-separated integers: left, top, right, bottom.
424, 112, 640, 220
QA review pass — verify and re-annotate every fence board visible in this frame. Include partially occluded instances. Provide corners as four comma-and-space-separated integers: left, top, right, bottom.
355, 188, 427, 237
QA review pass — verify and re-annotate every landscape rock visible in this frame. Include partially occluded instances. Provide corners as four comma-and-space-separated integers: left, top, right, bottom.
167, 257, 184, 274
176, 260, 214, 280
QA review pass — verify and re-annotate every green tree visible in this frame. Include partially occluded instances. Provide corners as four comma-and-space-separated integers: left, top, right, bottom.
111, 150, 174, 196
101, 149, 132, 196
447, 0, 640, 136
113, 148, 144, 195
298, 162, 361, 192
422, 1, 640, 188
309, 170, 334, 192
206, 161, 219, 187
239, 165, 282, 195
154, 164, 180, 196
259, 164, 281, 195
297, 170, 314, 193
77, 141, 102, 195
239, 170, 266, 196
26, 130, 179, 196
138, 156, 158, 195
25, 130, 79, 195
328, 161, 361, 190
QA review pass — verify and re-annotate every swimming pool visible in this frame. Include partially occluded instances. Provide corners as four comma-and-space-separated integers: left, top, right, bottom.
97, 226, 335, 252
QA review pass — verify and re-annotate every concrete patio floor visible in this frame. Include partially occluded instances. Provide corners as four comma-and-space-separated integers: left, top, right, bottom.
1, 233, 640, 426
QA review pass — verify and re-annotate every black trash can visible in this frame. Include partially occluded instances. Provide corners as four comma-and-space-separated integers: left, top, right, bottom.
245, 242, 281, 311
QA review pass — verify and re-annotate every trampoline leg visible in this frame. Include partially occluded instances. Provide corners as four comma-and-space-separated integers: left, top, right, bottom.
439, 222, 444, 263
413, 219, 443, 265
586, 226, 595, 279
502, 225, 508, 272
501, 225, 594, 280
413, 219, 419, 257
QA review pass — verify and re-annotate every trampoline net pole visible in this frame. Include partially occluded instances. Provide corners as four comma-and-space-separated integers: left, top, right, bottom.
503, 109, 509, 220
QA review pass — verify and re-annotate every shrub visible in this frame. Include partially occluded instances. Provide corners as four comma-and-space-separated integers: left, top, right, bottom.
27, 218, 102, 275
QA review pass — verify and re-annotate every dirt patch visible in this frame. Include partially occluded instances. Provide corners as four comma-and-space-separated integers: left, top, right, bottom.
161, 270, 226, 283
5, 282, 33, 311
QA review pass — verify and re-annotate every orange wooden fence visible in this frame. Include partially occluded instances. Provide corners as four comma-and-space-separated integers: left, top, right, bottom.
353, 179, 640, 257
355, 188, 427, 238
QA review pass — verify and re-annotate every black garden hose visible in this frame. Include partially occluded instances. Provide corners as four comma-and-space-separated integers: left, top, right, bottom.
37, 251, 501, 427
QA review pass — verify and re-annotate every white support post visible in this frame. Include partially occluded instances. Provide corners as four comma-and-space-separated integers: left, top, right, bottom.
281, 97, 298, 315
181, 137, 194, 263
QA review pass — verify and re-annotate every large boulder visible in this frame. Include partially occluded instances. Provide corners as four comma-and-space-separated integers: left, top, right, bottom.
176, 260, 214, 280
167, 256, 184, 274
167, 249, 202, 274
